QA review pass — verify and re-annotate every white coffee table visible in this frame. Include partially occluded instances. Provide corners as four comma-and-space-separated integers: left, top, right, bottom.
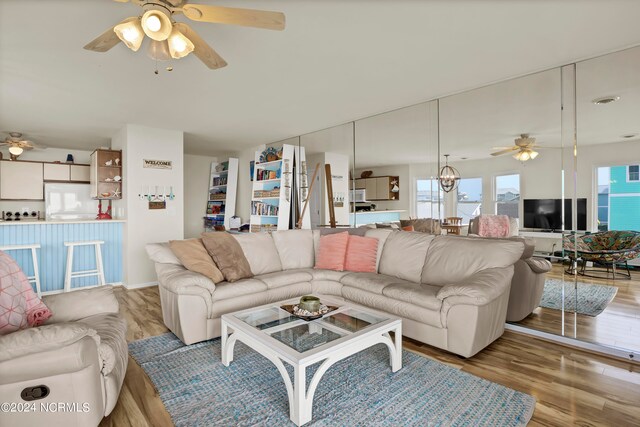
220, 297, 402, 426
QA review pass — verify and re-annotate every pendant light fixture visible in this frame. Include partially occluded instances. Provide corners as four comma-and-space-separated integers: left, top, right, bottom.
438, 154, 460, 193
114, 17, 144, 51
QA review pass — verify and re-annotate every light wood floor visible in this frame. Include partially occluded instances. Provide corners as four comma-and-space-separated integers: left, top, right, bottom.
101, 286, 640, 427
517, 263, 640, 353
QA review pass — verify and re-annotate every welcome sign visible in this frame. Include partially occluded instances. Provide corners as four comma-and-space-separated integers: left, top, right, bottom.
143, 159, 172, 169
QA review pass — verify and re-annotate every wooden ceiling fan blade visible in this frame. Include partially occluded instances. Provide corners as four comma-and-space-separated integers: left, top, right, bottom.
182, 4, 285, 30
491, 147, 518, 156
84, 23, 122, 52
174, 23, 227, 69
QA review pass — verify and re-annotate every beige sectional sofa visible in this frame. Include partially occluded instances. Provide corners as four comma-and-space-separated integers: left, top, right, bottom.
0, 286, 127, 427
147, 229, 527, 357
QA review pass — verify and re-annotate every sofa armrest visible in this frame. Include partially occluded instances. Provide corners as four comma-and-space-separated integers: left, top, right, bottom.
0, 323, 99, 364
43, 286, 119, 324
156, 263, 216, 295
437, 266, 514, 306
524, 257, 552, 274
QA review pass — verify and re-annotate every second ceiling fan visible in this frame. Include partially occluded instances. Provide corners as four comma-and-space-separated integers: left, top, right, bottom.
84, 0, 286, 69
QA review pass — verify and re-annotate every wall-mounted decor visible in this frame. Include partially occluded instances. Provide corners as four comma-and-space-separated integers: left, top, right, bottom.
149, 201, 166, 210
143, 159, 172, 169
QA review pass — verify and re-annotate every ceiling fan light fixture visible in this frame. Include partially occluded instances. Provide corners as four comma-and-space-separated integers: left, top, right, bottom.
141, 9, 173, 41
147, 39, 172, 61
529, 149, 539, 160
8, 146, 23, 156
168, 28, 194, 59
114, 18, 144, 51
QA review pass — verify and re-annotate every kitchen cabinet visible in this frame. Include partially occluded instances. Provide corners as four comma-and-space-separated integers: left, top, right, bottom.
364, 178, 377, 201
0, 161, 44, 200
70, 165, 90, 182
354, 175, 399, 201
43, 163, 70, 181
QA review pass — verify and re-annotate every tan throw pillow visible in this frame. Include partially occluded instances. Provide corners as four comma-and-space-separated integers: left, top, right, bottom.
201, 232, 253, 282
169, 239, 224, 283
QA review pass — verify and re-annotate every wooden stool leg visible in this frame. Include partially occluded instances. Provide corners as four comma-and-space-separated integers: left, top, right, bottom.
31, 247, 42, 297
64, 245, 74, 292
95, 243, 106, 286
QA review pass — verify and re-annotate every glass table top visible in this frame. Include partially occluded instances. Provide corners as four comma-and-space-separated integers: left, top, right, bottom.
234, 305, 389, 354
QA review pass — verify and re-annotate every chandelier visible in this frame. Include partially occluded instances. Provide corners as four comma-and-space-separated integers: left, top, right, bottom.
439, 154, 460, 193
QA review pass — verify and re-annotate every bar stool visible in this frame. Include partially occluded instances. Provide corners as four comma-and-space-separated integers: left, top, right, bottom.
0, 244, 42, 297
64, 240, 106, 292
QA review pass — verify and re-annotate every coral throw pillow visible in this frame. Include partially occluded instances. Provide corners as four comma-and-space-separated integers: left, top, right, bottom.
402, 225, 414, 232
315, 232, 350, 271
0, 251, 52, 335
345, 235, 379, 273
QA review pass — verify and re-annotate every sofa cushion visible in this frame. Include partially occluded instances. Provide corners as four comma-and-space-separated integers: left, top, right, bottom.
79, 312, 127, 376
310, 279, 343, 297
315, 232, 349, 271
422, 236, 524, 284
201, 232, 253, 282
305, 268, 350, 282
364, 229, 393, 271
382, 283, 442, 311
169, 239, 225, 283
272, 230, 315, 270
212, 279, 267, 301
233, 233, 283, 275
344, 235, 378, 273
342, 287, 442, 327
378, 231, 434, 283
341, 272, 414, 294
145, 242, 182, 265
254, 270, 313, 289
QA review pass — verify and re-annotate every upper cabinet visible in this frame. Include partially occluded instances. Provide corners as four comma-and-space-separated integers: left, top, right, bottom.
355, 176, 399, 201
90, 149, 122, 199
43, 163, 70, 181
0, 161, 44, 200
70, 165, 90, 182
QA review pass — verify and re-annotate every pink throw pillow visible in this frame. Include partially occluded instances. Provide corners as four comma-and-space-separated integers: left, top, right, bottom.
0, 251, 52, 335
315, 232, 350, 271
345, 235, 379, 273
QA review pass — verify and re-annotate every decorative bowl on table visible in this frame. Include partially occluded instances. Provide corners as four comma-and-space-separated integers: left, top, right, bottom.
281, 296, 338, 321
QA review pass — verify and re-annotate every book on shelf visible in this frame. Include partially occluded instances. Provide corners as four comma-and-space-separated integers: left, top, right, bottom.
251, 201, 279, 216
255, 168, 281, 182
207, 201, 225, 215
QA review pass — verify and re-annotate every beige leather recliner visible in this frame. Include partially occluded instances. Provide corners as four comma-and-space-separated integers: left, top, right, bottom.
468, 217, 552, 322
0, 286, 128, 427
147, 229, 526, 358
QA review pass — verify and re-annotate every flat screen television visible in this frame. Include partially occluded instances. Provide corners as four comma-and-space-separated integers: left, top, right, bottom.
523, 198, 587, 231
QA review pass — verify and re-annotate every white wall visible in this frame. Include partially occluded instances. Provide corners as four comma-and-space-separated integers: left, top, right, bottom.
112, 124, 184, 287
184, 154, 219, 239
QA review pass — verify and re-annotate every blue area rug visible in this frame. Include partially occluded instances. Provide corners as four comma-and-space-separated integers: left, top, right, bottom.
129, 333, 535, 426
540, 278, 618, 316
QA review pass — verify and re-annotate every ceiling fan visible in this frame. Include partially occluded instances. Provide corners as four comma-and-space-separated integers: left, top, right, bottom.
1, 132, 44, 159
491, 134, 542, 162
83, 0, 286, 69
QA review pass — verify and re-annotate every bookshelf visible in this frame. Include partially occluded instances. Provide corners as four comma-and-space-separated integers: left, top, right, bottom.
250, 144, 311, 232
204, 157, 238, 231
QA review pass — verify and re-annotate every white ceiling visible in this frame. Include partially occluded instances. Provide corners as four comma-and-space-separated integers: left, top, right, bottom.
2, 0, 640, 156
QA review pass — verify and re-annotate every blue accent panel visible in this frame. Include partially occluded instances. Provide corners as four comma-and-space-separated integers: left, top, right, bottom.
350, 212, 401, 226
0, 222, 123, 292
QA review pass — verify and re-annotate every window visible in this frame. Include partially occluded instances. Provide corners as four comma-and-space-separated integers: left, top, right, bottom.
628, 165, 640, 182
416, 179, 443, 219
456, 177, 482, 224
495, 174, 520, 219
597, 167, 610, 231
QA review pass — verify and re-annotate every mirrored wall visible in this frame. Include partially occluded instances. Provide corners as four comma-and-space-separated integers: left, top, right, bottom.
239, 45, 640, 357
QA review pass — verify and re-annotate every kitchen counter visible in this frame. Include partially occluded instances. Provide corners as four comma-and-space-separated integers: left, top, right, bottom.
0, 219, 126, 225
349, 210, 406, 226
0, 220, 124, 293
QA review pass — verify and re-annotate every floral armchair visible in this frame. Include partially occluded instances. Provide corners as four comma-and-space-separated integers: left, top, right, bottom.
563, 230, 640, 279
